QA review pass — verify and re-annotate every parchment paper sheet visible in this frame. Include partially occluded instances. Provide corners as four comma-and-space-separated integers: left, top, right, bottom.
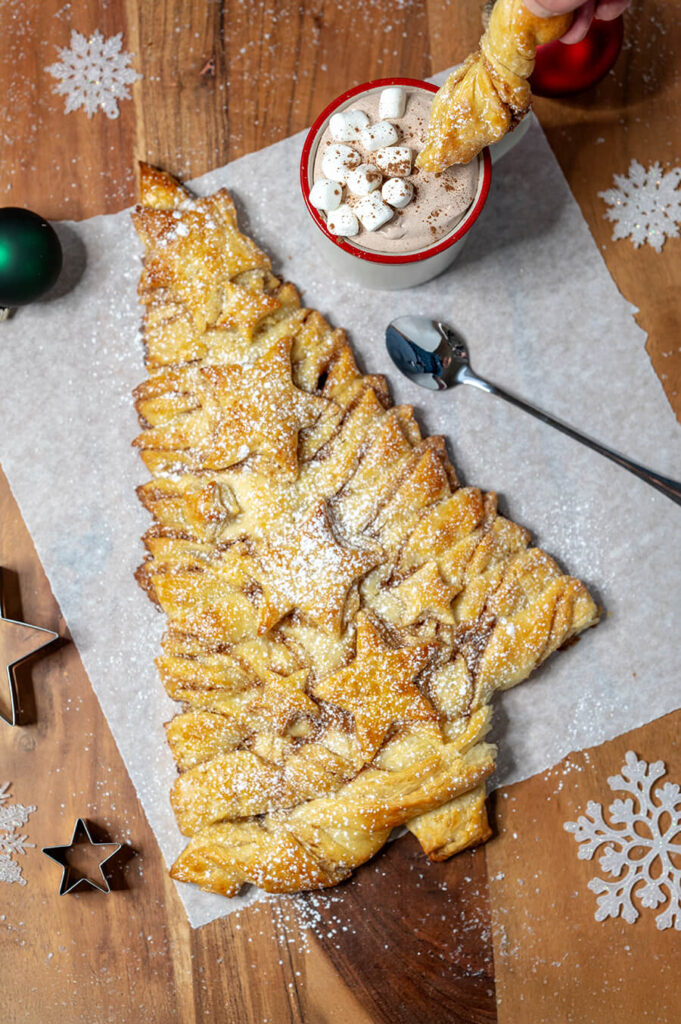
1, 98, 679, 927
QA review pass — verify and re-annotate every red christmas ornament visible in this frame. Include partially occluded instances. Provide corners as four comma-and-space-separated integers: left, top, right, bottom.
530, 14, 624, 98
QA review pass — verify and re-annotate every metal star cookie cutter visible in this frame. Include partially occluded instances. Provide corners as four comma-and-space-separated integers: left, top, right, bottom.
0, 566, 59, 726
42, 818, 122, 895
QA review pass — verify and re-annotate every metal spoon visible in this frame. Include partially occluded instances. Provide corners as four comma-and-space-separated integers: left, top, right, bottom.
386, 315, 681, 507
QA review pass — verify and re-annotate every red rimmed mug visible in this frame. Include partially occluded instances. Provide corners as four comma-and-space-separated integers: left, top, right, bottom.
300, 77, 493, 291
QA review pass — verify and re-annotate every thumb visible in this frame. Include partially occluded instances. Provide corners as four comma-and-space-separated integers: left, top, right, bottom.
523, 0, 581, 15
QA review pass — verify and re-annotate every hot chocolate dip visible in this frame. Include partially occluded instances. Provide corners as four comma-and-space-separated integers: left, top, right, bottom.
311, 85, 479, 255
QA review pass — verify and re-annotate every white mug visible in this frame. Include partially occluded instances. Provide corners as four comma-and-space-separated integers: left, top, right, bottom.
300, 77, 529, 291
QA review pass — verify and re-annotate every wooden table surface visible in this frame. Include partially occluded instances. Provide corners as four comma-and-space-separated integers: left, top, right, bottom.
1, 2, 680, 1022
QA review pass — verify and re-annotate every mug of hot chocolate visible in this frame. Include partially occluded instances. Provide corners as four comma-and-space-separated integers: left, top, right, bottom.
300, 78, 497, 291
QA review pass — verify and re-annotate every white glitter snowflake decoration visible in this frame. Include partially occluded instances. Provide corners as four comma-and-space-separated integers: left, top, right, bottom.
47, 30, 142, 119
565, 752, 681, 931
0, 782, 36, 886
599, 160, 681, 253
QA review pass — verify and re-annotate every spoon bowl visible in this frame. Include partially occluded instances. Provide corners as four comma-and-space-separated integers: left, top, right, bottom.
385, 316, 470, 391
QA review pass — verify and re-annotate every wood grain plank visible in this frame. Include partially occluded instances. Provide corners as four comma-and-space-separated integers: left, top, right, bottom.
487, 711, 681, 1024
295, 835, 496, 1024
179, 835, 494, 1023
126, 0, 433, 181
0, 0, 138, 220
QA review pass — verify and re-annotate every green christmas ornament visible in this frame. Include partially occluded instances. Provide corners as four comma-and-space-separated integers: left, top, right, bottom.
0, 207, 63, 312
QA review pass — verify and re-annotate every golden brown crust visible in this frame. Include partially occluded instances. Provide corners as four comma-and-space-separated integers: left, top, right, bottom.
416, 0, 573, 171
408, 784, 493, 861
132, 163, 598, 897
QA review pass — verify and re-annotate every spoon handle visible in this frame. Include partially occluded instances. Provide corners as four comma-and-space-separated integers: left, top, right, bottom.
461, 368, 681, 507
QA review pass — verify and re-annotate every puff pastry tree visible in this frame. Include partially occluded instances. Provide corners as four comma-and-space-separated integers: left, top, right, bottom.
132, 163, 597, 898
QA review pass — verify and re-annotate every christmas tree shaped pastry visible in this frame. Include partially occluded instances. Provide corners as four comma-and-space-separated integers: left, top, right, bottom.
132, 162, 598, 897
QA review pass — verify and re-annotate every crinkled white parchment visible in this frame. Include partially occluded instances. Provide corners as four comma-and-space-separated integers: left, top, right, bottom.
0, 94, 679, 928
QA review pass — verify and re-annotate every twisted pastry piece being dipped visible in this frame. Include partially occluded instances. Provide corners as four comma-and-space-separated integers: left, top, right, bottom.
416, 0, 572, 171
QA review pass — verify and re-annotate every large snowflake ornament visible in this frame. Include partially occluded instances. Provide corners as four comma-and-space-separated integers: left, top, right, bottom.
599, 160, 681, 253
565, 752, 681, 931
47, 30, 142, 119
0, 782, 36, 886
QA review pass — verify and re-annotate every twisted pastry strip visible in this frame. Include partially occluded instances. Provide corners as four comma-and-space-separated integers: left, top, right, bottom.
417, 0, 572, 171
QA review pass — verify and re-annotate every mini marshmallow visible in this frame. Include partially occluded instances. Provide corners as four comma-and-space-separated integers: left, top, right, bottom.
374, 146, 412, 177
326, 204, 359, 236
359, 120, 399, 152
378, 86, 406, 120
382, 177, 414, 210
321, 143, 362, 184
346, 163, 382, 196
309, 178, 343, 211
329, 109, 370, 143
355, 191, 394, 232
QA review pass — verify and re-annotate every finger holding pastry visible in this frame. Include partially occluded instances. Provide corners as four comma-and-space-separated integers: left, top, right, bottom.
524, 0, 631, 44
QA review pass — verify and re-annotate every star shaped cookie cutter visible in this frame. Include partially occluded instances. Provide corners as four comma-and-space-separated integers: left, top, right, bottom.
0, 566, 59, 726
42, 818, 122, 895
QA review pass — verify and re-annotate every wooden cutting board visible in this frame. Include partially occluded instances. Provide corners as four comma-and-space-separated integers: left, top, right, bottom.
1, 2, 679, 1021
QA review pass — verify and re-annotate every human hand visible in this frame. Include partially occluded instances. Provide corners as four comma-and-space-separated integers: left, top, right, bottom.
523, 0, 632, 44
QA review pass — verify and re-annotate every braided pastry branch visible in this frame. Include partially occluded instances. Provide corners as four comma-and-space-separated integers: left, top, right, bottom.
171, 721, 496, 896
